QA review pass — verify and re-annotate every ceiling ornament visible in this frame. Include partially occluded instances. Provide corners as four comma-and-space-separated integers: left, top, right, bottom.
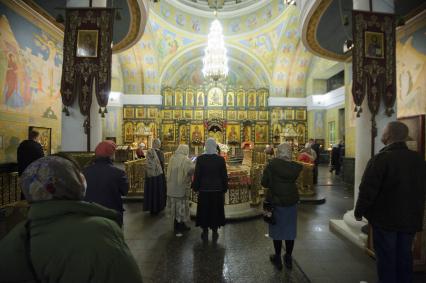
202, 13, 229, 82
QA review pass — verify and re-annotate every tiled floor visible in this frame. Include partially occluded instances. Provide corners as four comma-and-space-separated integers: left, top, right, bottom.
123, 166, 426, 283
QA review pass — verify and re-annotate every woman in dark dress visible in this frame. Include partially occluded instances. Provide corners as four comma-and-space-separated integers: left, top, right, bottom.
192, 138, 228, 241
143, 139, 167, 214
261, 143, 303, 270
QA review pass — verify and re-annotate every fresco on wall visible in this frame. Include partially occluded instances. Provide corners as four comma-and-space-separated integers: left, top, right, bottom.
0, 3, 62, 162
314, 111, 325, 138
396, 24, 426, 118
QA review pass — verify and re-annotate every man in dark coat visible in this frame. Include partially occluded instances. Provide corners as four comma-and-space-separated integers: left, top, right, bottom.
355, 121, 426, 283
83, 140, 129, 226
17, 130, 44, 176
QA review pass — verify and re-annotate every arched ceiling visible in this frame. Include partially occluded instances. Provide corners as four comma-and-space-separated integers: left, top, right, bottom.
115, 2, 319, 97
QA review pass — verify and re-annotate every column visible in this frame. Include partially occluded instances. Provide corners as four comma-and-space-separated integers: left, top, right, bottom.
61, 0, 106, 152
330, 0, 396, 248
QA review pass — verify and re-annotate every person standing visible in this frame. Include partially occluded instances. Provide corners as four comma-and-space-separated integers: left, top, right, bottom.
261, 143, 303, 270
83, 140, 129, 226
17, 130, 44, 176
192, 138, 228, 241
330, 144, 341, 175
0, 155, 143, 283
136, 143, 146, 159
143, 138, 167, 215
166, 144, 195, 236
355, 121, 426, 283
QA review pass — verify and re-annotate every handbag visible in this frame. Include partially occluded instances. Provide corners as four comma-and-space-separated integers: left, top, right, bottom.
263, 200, 276, 225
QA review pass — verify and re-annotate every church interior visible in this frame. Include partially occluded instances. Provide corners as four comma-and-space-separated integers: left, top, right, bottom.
0, 0, 425, 282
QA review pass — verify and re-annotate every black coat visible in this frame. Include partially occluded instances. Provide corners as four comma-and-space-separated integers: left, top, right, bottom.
355, 142, 426, 232
192, 154, 228, 192
17, 140, 44, 176
331, 147, 341, 166
261, 158, 303, 206
311, 143, 321, 165
83, 157, 129, 214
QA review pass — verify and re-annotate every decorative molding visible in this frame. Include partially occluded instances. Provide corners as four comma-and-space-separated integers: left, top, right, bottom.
3, 0, 63, 41
122, 94, 162, 105
306, 86, 345, 110
268, 97, 307, 107
112, 0, 147, 53
301, 0, 350, 62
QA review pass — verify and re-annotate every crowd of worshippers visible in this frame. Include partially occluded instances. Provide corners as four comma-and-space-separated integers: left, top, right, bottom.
0, 121, 424, 283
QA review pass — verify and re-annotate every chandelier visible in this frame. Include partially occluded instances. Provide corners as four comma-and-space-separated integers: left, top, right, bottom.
202, 18, 228, 82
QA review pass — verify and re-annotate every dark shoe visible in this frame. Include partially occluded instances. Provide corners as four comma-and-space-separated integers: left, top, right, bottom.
181, 223, 191, 232
212, 230, 219, 242
201, 229, 208, 241
284, 254, 293, 269
269, 254, 283, 270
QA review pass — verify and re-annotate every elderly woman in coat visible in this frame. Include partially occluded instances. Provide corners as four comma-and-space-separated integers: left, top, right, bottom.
143, 138, 167, 215
0, 155, 142, 283
166, 144, 195, 236
261, 143, 303, 270
192, 138, 228, 242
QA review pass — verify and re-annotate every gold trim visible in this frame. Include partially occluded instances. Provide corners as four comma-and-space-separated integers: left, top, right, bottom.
2, 0, 63, 41
112, 0, 143, 53
19, 0, 145, 53
305, 0, 349, 61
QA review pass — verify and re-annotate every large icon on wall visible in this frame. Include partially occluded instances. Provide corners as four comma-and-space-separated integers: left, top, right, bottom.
175, 89, 184, 106
190, 124, 204, 144
194, 110, 204, 120
123, 107, 135, 119
135, 107, 145, 119
179, 125, 188, 144
226, 91, 235, 107
76, 30, 98, 58
196, 91, 205, 106
237, 89, 245, 107
255, 124, 268, 143
207, 87, 224, 106
242, 125, 252, 142
226, 124, 240, 143
247, 90, 256, 107
186, 89, 195, 106
29, 126, 51, 155
163, 124, 175, 142
124, 122, 134, 143
164, 89, 173, 106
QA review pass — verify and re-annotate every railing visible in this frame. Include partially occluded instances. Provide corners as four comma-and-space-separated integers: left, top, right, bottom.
0, 172, 20, 206
124, 159, 146, 196
296, 162, 315, 197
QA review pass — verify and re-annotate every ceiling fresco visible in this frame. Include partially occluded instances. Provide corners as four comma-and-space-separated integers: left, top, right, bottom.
114, 2, 319, 98
153, 0, 287, 36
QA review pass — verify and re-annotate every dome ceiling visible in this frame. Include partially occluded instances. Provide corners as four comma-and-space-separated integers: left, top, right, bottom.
116, 2, 315, 97
175, 0, 259, 12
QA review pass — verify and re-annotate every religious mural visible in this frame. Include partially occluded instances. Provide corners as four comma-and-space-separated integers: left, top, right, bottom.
0, 2, 62, 162
396, 20, 426, 118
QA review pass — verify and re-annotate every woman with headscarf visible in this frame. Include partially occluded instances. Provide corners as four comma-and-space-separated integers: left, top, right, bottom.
83, 140, 129, 226
0, 155, 142, 283
143, 138, 167, 215
136, 142, 146, 159
192, 138, 228, 242
261, 143, 303, 270
166, 144, 195, 236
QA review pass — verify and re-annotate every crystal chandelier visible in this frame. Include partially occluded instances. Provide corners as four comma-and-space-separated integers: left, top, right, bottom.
202, 18, 228, 82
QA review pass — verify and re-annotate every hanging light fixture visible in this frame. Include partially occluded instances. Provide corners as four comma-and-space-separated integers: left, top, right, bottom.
202, 12, 228, 82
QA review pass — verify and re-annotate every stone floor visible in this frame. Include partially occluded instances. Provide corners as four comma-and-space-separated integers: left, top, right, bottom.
123, 166, 426, 283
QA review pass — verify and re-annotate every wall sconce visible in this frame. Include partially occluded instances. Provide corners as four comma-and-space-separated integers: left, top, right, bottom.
343, 39, 353, 53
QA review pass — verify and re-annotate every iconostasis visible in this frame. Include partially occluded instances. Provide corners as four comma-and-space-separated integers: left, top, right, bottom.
122, 86, 307, 152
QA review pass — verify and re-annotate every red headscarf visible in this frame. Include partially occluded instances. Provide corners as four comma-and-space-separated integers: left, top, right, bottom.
95, 140, 117, 157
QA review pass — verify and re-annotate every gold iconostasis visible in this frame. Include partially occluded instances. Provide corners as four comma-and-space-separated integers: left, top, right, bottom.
122, 86, 308, 152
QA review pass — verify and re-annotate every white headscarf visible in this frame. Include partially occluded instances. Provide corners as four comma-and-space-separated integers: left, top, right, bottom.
139, 143, 145, 149
167, 144, 193, 192
204, 138, 217, 155
152, 138, 161, 149
145, 148, 163, 177
276, 143, 292, 161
